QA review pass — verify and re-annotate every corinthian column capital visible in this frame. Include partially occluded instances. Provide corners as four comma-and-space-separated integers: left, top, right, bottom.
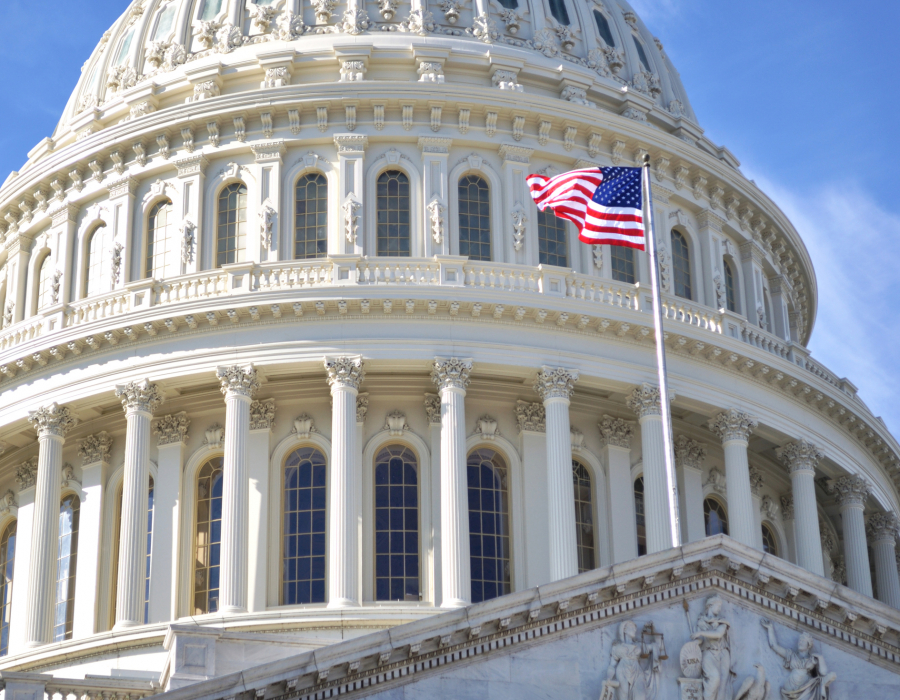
28, 402, 77, 438
324, 356, 365, 390
673, 435, 706, 469
832, 474, 870, 509
115, 379, 164, 414
216, 364, 260, 399
154, 412, 191, 446
776, 439, 824, 475
866, 512, 900, 543
626, 383, 674, 419
708, 409, 757, 443
533, 366, 579, 402
78, 432, 113, 466
431, 357, 472, 391
598, 415, 634, 448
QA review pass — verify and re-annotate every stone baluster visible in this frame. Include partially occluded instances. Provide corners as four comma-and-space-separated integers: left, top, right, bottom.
431, 358, 473, 608
216, 364, 260, 614
708, 409, 758, 548
777, 440, 825, 577
832, 475, 873, 597
627, 384, 674, 554
25, 403, 77, 647
533, 366, 579, 582
325, 356, 364, 608
673, 436, 706, 544
867, 512, 900, 608
113, 380, 163, 629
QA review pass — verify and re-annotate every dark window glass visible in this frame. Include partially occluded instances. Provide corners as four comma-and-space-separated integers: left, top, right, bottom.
374, 445, 420, 602
216, 183, 247, 268
538, 210, 569, 267
467, 449, 511, 603
634, 476, 646, 556
497, 0, 518, 7
724, 260, 736, 312
611, 245, 636, 284
146, 199, 173, 278
0, 521, 16, 656
633, 36, 651, 71
54, 495, 80, 641
295, 174, 328, 259
573, 461, 595, 572
593, 10, 615, 46
671, 230, 692, 299
194, 457, 223, 614
283, 447, 327, 605
704, 498, 728, 537
376, 170, 411, 257
762, 523, 778, 556
458, 175, 491, 261
548, 0, 570, 25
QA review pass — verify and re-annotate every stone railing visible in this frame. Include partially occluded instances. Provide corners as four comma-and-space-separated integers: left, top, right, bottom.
0, 673, 159, 700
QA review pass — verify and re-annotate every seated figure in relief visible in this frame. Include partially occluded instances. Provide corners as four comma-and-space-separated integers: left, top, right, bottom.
761, 619, 837, 700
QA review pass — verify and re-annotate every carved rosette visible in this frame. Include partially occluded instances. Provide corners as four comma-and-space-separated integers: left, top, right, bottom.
356, 393, 370, 423
78, 431, 113, 466
748, 465, 764, 496
28, 403, 77, 438
533, 366, 579, 402
626, 383, 672, 419
866, 512, 900, 543
325, 356, 365, 390
15, 458, 37, 489
515, 400, 545, 433
776, 440, 824, 475
250, 399, 276, 431
115, 378, 164, 414
424, 393, 441, 424
598, 415, 633, 448
431, 357, 472, 392
154, 412, 191, 446
673, 435, 706, 470
707, 409, 758, 443
780, 494, 795, 521
216, 364, 260, 398
832, 474, 870, 509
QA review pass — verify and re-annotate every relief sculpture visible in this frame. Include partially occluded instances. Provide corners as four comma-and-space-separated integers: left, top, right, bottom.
679, 596, 735, 700
600, 620, 664, 700
761, 620, 836, 700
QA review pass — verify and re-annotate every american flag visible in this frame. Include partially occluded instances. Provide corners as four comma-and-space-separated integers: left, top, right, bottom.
526, 166, 646, 250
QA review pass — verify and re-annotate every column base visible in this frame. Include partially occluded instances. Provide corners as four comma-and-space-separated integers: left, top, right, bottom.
327, 598, 360, 609
218, 604, 248, 615
24, 640, 48, 649
113, 619, 142, 631
440, 597, 470, 609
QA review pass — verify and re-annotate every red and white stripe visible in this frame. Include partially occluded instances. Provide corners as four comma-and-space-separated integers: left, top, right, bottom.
526, 168, 646, 250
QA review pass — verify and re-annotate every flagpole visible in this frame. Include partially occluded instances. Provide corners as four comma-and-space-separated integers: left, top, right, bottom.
641, 154, 681, 549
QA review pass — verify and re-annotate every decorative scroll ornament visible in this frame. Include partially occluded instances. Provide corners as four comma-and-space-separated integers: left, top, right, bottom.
708, 409, 757, 443
515, 400, 545, 433
473, 415, 499, 441
713, 269, 727, 310
601, 619, 662, 700
748, 465, 764, 496
250, 399, 276, 430
28, 403, 77, 438
760, 495, 778, 520
673, 436, 706, 470
470, 12, 500, 43
51, 270, 62, 305
15, 458, 37, 489
570, 427, 584, 449
427, 199, 445, 245
511, 206, 527, 251
378, 0, 399, 20
115, 378, 164, 414
61, 463, 78, 488
204, 424, 225, 449
181, 219, 196, 264
424, 394, 441, 424
340, 7, 370, 34
274, 11, 305, 40
866, 511, 900, 542
384, 410, 410, 436
704, 467, 727, 496
154, 412, 190, 446
593, 245, 603, 269
216, 22, 244, 53
291, 414, 319, 439
533, 366, 579, 401
431, 357, 472, 391
216, 364, 260, 398
247, 2, 279, 32
438, 0, 461, 23
776, 440, 824, 474
356, 393, 369, 423
343, 199, 360, 244
111, 242, 124, 286
598, 415, 633, 448
657, 245, 672, 292
0, 490, 17, 516
498, 7, 527, 34
761, 619, 836, 698
259, 199, 276, 248
78, 431, 113, 466
831, 474, 870, 508
780, 494, 795, 521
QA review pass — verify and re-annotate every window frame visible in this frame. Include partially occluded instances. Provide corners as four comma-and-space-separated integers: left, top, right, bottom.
83, 223, 110, 299
192, 455, 225, 615
537, 208, 570, 268
456, 174, 493, 262
592, 7, 617, 47
145, 198, 174, 280
214, 181, 249, 269
54, 492, 81, 642
33, 251, 54, 315
703, 496, 729, 537
572, 459, 598, 573
723, 259, 737, 313
670, 228, 693, 300
374, 169, 413, 258
293, 172, 330, 260
0, 518, 16, 657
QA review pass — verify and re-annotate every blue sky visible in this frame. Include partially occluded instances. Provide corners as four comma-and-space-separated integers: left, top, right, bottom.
1, 1, 899, 433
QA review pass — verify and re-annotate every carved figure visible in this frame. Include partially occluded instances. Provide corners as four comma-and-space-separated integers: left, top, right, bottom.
735, 664, 769, 700
760, 620, 836, 700
692, 595, 733, 700
603, 620, 661, 700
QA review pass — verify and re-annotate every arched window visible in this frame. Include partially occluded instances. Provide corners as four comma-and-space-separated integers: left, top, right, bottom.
724, 260, 736, 312
84, 224, 110, 297
200, 0, 224, 20
194, 457, 223, 615
282, 446, 327, 605
611, 246, 635, 284
671, 230, 692, 299
374, 445, 420, 601
376, 171, 411, 257
467, 448, 511, 603
593, 10, 615, 46
152, 3, 177, 40
110, 478, 155, 626
146, 199, 173, 279
0, 521, 16, 656
54, 494, 80, 642
294, 174, 328, 259
114, 27, 135, 66
548, 0, 570, 25
458, 175, 491, 261
36, 254, 54, 311
633, 36, 651, 71
538, 210, 569, 267
573, 461, 595, 572
762, 523, 778, 556
634, 476, 646, 556
216, 183, 247, 268
703, 497, 728, 537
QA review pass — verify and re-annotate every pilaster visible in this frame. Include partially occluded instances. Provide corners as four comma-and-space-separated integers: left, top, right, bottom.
418, 137, 452, 257
174, 155, 208, 275
516, 400, 549, 585
248, 399, 275, 612
673, 435, 706, 544
106, 176, 138, 287
498, 144, 534, 265
333, 134, 368, 256
598, 415, 637, 563
251, 141, 285, 262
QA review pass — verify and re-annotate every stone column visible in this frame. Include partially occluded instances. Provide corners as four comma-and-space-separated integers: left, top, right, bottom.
832, 475, 873, 597
598, 416, 637, 563
867, 513, 900, 608
627, 384, 673, 554
25, 403, 76, 647
708, 409, 758, 548
431, 357, 473, 608
673, 436, 706, 544
248, 399, 275, 613
425, 394, 443, 604
533, 367, 579, 582
777, 440, 825, 577
113, 380, 163, 629
216, 365, 260, 614
325, 356, 364, 608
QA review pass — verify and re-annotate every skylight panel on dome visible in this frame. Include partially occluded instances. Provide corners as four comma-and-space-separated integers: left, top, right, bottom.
114, 27, 135, 66
633, 36, 651, 71
200, 0, 224, 20
152, 4, 177, 40
593, 10, 615, 47
497, 0, 519, 9
548, 0, 571, 26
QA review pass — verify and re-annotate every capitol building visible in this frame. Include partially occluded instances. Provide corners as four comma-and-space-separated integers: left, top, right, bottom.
0, 0, 899, 697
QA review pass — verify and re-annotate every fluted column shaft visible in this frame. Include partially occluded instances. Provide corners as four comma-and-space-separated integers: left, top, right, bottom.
432, 358, 472, 608
778, 441, 825, 577
709, 410, 758, 548
628, 384, 672, 554
25, 404, 76, 647
113, 381, 163, 628
868, 513, 900, 608
216, 365, 260, 614
833, 475, 872, 596
535, 367, 579, 581
325, 357, 364, 608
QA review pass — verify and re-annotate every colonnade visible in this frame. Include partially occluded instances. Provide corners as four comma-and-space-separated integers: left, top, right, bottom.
15, 364, 900, 647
